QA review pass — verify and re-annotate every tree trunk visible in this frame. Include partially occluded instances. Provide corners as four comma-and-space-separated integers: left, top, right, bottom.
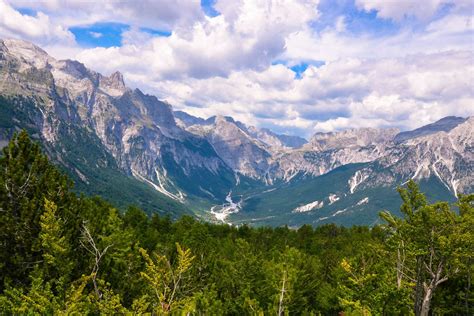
414, 256, 425, 315
278, 270, 286, 316
466, 258, 472, 315
396, 247, 402, 289
420, 286, 433, 316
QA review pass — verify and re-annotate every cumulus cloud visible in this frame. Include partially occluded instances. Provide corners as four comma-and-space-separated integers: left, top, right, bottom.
76, 0, 320, 80
9, 0, 204, 30
0, 0, 74, 45
120, 50, 472, 137
284, 15, 473, 63
355, 0, 473, 21
1, 0, 473, 137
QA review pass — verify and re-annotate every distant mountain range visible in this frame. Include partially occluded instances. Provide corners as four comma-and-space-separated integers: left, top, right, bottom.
1, 38, 472, 226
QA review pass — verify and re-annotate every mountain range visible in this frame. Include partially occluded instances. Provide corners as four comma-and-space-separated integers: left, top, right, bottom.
1, 38, 472, 226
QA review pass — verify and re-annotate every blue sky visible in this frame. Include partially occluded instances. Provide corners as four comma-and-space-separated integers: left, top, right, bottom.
201, 0, 220, 17
15, 0, 420, 50
70, 24, 172, 48
1, 0, 473, 137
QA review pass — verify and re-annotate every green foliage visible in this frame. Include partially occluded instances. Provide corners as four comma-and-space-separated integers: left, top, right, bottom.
137, 243, 195, 313
380, 180, 473, 315
0, 133, 472, 314
0, 130, 73, 288
40, 199, 68, 266
0, 95, 190, 217
233, 163, 456, 227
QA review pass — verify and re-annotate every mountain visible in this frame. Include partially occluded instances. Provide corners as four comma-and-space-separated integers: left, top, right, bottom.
174, 111, 307, 149
0, 38, 235, 216
176, 112, 308, 181
262, 127, 396, 184
246, 126, 308, 149
394, 116, 468, 143
309, 128, 399, 151
0, 39, 472, 226
186, 115, 272, 179
231, 118, 473, 226
174, 110, 208, 127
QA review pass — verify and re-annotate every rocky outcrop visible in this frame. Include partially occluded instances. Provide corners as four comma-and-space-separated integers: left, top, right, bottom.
0, 38, 234, 203
1, 38, 471, 214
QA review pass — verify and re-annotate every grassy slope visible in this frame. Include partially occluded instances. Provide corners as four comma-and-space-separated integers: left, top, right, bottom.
230, 163, 456, 227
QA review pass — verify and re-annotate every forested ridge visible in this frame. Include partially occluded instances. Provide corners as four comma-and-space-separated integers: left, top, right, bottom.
0, 131, 473, 315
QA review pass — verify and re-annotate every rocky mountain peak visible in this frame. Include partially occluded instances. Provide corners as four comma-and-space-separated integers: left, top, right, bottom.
1, 38, 52, 69
98, 70, 127, 96
57, 59, 91, 80
394, 116, 469, 143
174, 111, 207, 128
108, 71, 125, 89
209, 115, 235, 125
309, 127, 399, 151
247, 126, 307, 149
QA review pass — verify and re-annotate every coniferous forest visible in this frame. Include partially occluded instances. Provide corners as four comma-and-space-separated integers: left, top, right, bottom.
0, 131, 473, 315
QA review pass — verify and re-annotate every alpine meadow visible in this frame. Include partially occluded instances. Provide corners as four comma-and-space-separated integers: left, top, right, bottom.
0, 0, 473, 315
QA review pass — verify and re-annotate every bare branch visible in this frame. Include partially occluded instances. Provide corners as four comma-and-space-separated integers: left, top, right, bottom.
80, 222, 113, 300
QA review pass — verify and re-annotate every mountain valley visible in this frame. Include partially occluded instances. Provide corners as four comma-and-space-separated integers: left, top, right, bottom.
1, 38, 472, 226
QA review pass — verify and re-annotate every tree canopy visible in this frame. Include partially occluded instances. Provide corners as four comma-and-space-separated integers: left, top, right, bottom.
0, 131, 472, 314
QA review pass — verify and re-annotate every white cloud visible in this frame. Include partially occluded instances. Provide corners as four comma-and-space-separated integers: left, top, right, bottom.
310, 51, 474, 132
76, 0, 320, 80
9, 0, 204, 30
1, 0, 473, 137
335, 15, 346, 33
426, 14, 473, 35
119, 50, 472, 137
355, 0, 473, 21
0, 0, 74, 45
284, 15, 473, 63
89, 31, 102, 38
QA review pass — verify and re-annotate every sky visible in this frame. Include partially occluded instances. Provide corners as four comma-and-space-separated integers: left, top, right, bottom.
1, 0, 473, 137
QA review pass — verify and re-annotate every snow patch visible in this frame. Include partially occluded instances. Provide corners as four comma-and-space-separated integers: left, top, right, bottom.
154, 168, 185, 201
328, 194, 340, 205
348, 170, 369, 194
412, 161, 430, 180
332, 208, 348, 217
451, 178, 459, 198
356, 197, 369, 206
234, 173, 240, 186
293, 200, 324, 213
131, 168, 184, 202
315, 216, 329, 223
199, 186, 216, 199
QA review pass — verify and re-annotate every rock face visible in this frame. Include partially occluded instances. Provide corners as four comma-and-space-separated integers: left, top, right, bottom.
178, 113, 308, 180
369, 117, 474, 196
268, 128, 397, 181
394, 116, 468, 143
0, 38, 235, 204
0, 39, 472, 224
309, 128, 399, 151
187, 115, 272, 179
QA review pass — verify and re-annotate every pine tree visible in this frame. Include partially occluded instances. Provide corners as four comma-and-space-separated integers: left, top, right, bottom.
39, 198, 72, 292
0, 131, 67, 288
137, 243, 195, 313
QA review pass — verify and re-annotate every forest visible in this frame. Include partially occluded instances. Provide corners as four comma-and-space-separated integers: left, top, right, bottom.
0, 131, 472, 315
